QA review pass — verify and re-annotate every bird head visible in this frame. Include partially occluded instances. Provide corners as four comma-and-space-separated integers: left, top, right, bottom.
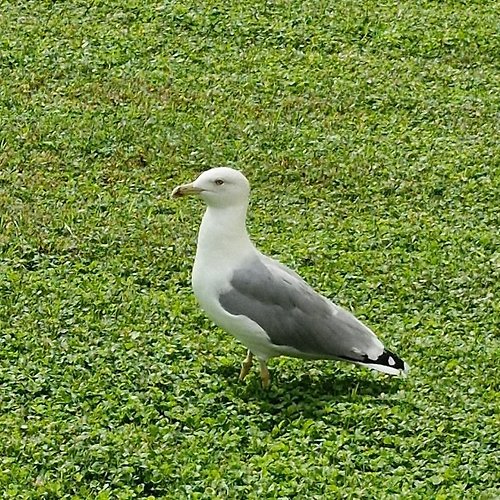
172, 167, 250, 209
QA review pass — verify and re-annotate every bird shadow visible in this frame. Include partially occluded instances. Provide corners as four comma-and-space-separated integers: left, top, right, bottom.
211, 362, 404, 415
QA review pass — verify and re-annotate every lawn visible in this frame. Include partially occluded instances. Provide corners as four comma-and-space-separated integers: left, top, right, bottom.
0, 0, 499, 498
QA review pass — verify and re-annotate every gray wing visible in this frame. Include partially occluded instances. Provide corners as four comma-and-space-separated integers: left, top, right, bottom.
218, 254, 383, 361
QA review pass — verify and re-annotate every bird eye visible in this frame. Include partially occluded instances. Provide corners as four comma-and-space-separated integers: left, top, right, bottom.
214, 179, 224, 186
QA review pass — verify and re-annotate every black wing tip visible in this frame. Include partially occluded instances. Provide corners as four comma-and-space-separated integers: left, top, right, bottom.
342, 349, 409, 376
375, 349, 407, 371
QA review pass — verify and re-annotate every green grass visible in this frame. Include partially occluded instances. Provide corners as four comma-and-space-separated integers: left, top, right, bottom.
1, 0, 499, 497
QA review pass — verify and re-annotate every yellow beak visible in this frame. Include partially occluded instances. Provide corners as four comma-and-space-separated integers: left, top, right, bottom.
171, 182, 204, 198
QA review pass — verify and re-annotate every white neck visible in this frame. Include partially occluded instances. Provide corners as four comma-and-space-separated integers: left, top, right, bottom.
196, 204, 253, 263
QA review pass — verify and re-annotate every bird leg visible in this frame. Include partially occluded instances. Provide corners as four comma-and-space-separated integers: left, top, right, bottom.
238, 350, 253, 381
259, 360, 271, 389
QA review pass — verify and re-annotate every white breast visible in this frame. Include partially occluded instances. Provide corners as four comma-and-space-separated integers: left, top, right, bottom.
191, 208, 279, 360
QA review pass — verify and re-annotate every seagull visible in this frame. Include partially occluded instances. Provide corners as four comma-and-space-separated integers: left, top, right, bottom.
172, 167, 409, 388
